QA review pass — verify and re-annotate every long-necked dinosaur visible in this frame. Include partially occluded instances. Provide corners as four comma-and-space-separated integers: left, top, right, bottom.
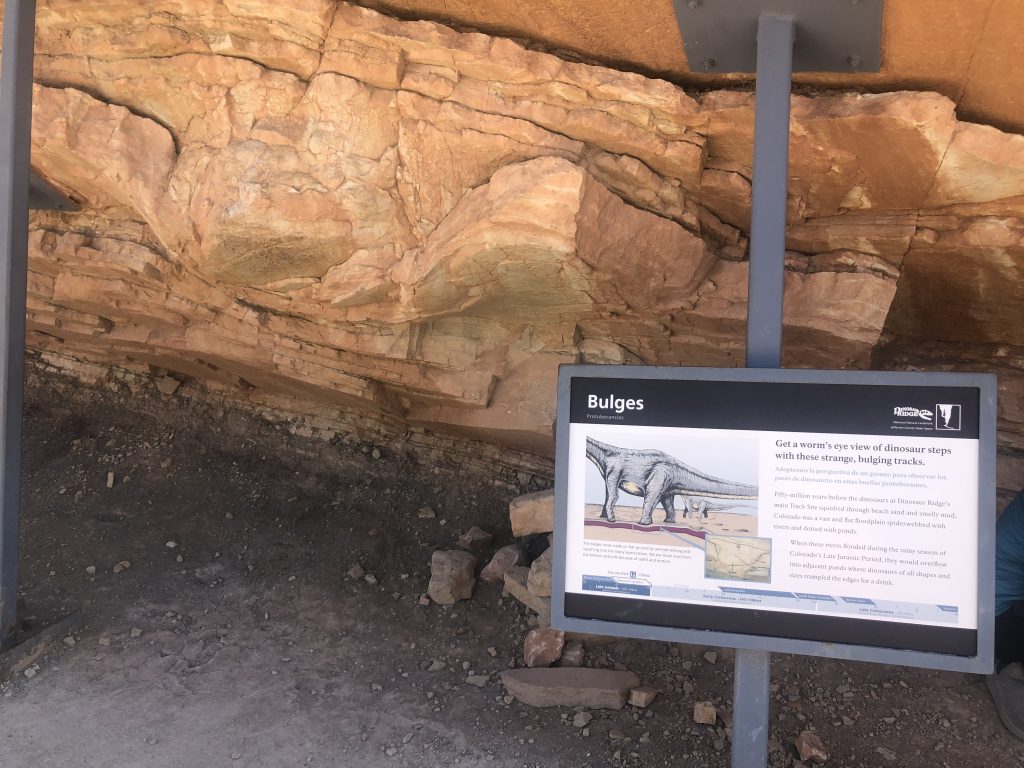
585, 437, 758, 525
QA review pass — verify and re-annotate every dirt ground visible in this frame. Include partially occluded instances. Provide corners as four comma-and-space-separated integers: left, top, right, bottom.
1, 373, 1023, 768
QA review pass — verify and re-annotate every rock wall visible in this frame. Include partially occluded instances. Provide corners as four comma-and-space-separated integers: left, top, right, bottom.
13, 2, 1024, 486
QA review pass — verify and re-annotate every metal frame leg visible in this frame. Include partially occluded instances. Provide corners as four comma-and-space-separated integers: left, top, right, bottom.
0, 0, 36, 651
732, 648, 772, 768
733, 12, 794, 768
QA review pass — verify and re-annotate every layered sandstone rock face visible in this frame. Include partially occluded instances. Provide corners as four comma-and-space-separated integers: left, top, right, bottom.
14, 2, 1024, 475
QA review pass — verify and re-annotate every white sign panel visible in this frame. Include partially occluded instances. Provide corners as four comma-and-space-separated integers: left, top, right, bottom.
553, 367, 996, 668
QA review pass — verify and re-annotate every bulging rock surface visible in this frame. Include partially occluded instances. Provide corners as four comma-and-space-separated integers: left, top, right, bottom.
13, 1, 1024, 481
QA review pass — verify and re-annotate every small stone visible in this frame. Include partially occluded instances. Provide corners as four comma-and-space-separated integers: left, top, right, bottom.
371, 448, 381, 460
384, 747, 397, 757
875, 746, 897, 762
194, 563, 224, 584
417, 506, 436, 519
558, 641, 585, 668
572, 711, 593, 728
165, 541, 177, 549
85, 565, 96, 576
347, 564, 365, 580
458, 525, 494, 551
23, 665, 38, 679
62, 636, 76, 647
418, 594, 430, 606
427, 550, 477, 605
480, 545, 521, 582
98, 636, 111, 646
703, 650, 718, 664
527, 548, 553, 597
106, 472, 115, 488
130, 627, 143, 638
487, 647, 498, 657
795, 730, 828, 764
112, 560, 131, 574
629, 687, 658, 708
694, 701, 718, 725
364, 573, 378, 586
466, 674, 489, 687
524, 628, 565, 668
428, 659, 446, 672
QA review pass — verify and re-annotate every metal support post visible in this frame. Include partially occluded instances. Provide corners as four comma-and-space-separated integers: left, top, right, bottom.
0, 0, 36, 651
733, 12, 794, 768
746, 12, 794, 371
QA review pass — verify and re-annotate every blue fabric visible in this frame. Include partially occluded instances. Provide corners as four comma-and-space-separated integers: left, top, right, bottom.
996, 491, 1024, 617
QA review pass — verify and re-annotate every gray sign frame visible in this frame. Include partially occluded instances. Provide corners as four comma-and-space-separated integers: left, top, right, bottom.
551, 365, 997, 674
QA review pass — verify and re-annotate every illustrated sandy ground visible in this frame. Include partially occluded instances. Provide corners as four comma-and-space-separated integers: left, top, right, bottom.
583, 503, 758, 548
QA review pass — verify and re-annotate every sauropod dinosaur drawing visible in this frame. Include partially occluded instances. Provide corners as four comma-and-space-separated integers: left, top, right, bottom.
585, 437, 758, 526
681, 496, 757, 519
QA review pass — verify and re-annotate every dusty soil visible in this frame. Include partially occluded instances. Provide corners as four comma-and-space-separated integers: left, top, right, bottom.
1, 373, 1022, 768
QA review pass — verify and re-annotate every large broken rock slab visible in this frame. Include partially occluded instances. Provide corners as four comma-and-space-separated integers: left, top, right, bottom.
510, 490, 555, 537
503, 567, 551, 626
501, 668, 640, 709
481, 544, 521, 583
527, 548, 553, 598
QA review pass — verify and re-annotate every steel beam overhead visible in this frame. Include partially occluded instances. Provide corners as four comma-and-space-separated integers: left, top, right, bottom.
671, 0, 882, 73
0, 0, 37, 651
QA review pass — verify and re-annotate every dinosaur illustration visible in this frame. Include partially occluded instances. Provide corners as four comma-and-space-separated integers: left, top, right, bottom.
586, 437, 758, 526
681, 496, 757, 519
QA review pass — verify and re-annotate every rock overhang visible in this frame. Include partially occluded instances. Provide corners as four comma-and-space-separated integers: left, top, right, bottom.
6, 1, 1024, 482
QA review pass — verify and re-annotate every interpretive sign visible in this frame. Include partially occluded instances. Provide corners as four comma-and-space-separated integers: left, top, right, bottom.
551, 366, 997, 672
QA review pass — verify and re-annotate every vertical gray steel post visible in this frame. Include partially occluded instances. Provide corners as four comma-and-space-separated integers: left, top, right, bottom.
0, 0, 36, 651
746, 12, 794, 371
734, 12, 795, 768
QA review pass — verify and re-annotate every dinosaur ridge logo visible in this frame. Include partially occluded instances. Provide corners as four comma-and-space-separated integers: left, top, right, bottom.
587, 394, 645, 414
893, 406, 933, 421
890, 403, 963, 431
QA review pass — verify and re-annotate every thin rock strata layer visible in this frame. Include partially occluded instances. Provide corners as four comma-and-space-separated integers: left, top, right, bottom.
15, 2, 1024, 466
